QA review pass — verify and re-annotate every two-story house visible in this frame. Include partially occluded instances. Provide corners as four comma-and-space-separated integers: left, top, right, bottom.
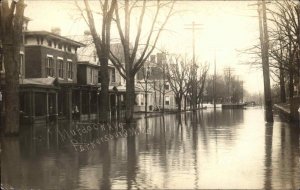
21, 29, 84, 123
136, 53, 177, 111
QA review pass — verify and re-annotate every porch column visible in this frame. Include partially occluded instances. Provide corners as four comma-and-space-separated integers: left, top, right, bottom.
108, 93, 111, 119
97, 91, 99, 123
68, 88, 72, 121
55, 92, 58, 123
32, 91, 35, 123
88, 91, 91, 120
117, 93, 121, 118
79, 90, 82, 122
46, 92, 49, 123
108, 93, 111, 111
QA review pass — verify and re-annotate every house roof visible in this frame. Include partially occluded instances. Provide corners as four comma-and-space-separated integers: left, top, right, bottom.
24, 31, 85, 47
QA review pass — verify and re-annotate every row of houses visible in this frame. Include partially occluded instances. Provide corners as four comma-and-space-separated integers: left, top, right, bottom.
0, 18, 178, 125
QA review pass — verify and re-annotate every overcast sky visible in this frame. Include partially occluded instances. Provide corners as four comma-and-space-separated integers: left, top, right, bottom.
25, 0, 266, 94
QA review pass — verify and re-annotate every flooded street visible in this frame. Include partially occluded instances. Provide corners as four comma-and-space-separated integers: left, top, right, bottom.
1, 107, 300, 189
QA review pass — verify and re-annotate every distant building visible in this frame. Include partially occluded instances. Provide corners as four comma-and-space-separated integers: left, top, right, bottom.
76, 40, 144, 114
136, 53, 178, 111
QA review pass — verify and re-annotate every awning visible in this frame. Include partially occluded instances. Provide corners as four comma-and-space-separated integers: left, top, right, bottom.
20, 77, 59, 89
108, 85, 144, 93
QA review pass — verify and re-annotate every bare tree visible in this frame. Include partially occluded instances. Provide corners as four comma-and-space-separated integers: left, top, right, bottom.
239, 0, 299, 104
165, 55, 191, 112
0, 0, 26, 135
109, 0, 175, 122
76, 0, 116, 123
196, 63, 209, 107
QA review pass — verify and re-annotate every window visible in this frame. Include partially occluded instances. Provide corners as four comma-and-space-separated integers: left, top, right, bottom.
67, 46, 71, 52
67, 61, 73, 79
19, 53, 24, 76
57, 58, 64, 78
47, 40, 52, 47
164, 84, 169, 90
165, 96, 170, 105
46, 56, 54, 77
58, 43, 62, 49
111, 68, 116, 82
87, 67, 93, 84
141, 95, 144, 105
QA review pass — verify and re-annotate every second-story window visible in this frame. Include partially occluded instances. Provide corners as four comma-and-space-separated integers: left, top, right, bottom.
46, 56, 54, 77
87, 67, 93, 84
57, 58, 64, 78
67, 61, 73, 79
47, 40, 52, 47
164, 83, 169, 90
111, 68, 116, 82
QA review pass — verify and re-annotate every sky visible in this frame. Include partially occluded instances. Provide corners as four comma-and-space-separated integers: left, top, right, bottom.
25, 0, 266, 94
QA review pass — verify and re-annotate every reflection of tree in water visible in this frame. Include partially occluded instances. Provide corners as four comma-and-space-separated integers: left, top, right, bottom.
2, 123, 80, 189
99, 142, 111, 190
205, 109, 244, 127
272, 122, 300, 189
126, 122, 138, 189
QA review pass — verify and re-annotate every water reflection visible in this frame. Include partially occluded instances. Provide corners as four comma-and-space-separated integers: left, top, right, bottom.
1, 108, 300, 189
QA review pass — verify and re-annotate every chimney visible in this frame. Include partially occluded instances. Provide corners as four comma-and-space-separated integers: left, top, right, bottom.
157, 53, 166, 65
51, 27, 61, 35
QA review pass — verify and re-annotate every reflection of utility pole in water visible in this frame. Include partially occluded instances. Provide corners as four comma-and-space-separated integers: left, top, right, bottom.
213, 50, 217, 109
264, 123, 273, 189
192, 112, 199, 189
185, 22, 203, 111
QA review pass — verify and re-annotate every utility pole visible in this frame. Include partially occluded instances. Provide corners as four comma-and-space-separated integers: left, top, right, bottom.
185, 21, 202, 111
224, 67, 234, 103
258, 0, 273, 122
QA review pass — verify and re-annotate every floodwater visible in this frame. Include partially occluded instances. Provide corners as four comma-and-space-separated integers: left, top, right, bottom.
1, 107, 300, 189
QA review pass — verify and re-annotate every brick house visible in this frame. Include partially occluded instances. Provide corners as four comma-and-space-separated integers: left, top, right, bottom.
22, 29, 84, 123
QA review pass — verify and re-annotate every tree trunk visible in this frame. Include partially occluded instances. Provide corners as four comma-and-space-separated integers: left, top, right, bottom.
184, 95, 187, 111
3, 45, 20, 135
145, 80, 148, 113
176, 96, 182, 112
162, 91, 165, 113
2, 0, 25, 135
99, 56, 110, 123
288, 69, 294, 98
279, 62, 286, 103
125, 74, 135, 122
